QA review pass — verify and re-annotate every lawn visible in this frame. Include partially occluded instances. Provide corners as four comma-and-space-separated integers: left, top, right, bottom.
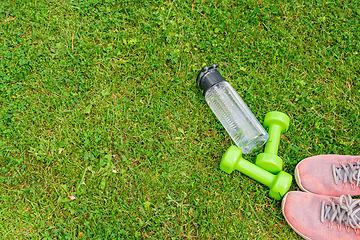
1, 0, 359, 239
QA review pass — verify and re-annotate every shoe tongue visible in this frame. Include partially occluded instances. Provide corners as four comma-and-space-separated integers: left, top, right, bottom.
326, 202, 360, 226
334, 164, 360, 185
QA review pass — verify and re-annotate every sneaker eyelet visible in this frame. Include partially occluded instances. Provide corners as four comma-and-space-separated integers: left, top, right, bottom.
328, 222, 333, 230
337, 224, 341, 231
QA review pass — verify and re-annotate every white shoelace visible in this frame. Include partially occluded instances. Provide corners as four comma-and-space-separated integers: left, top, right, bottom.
321, 194, 360, 231
332, 161, 360, 187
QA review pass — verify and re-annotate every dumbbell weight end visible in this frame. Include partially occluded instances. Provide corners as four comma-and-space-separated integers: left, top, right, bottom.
220, 146, 292, 200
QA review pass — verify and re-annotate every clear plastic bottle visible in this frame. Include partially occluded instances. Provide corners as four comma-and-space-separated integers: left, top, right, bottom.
197, 64, 268, 154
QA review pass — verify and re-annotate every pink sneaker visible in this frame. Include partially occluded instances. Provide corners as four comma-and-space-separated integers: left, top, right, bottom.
282, 191, 360, 240
295, 155, 360, 196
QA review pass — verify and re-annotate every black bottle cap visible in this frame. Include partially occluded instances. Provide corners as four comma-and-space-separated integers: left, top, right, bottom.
196, 64, 226, 95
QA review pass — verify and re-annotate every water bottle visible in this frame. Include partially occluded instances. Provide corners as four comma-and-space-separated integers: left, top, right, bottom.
197, 64, 268, 154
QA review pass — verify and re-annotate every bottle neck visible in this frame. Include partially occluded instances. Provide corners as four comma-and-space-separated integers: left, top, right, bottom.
199, 69, 227, 95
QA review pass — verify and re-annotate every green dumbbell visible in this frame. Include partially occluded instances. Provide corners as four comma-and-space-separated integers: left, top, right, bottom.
256, 111, 290, 174
221, 145, 292, 200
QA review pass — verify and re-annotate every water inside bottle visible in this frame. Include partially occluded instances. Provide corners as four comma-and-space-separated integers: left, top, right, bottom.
205, 82, 268, 153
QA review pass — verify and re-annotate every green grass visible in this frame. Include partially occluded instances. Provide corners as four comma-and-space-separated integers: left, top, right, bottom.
1, 0, 359, 239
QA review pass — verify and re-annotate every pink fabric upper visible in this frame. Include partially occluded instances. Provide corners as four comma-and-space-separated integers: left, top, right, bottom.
282, 191, 360, 240
296, 155, 360, 196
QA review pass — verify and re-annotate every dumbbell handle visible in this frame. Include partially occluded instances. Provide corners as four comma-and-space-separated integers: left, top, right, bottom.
264, 124, 282, 155
235, 158, 275, 187
221, 145, 292, 200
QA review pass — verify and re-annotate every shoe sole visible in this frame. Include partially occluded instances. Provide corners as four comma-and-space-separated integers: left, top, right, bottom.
281, 192, 311, 240
294, 160, 311, 193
